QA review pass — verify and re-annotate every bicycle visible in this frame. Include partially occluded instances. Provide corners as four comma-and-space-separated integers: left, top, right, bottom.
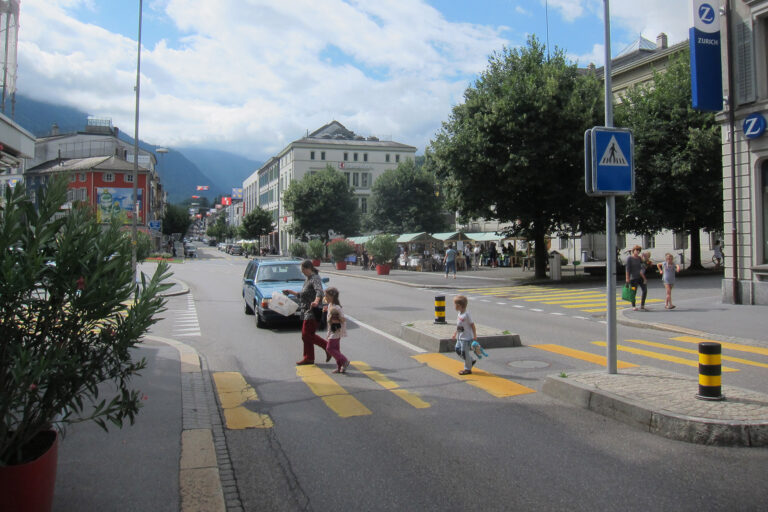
712, 253, 725, 268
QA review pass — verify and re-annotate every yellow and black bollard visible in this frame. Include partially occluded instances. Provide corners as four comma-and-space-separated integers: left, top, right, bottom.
696, 342, 725, 401
434, 295, 446, 324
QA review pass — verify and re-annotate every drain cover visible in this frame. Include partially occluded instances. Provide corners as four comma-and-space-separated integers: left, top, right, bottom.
507, 360, 550, 369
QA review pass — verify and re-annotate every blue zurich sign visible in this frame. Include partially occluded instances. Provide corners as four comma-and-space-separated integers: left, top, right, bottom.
587, 127, 634, 196
690, 0, 723, 111
743, 113, 767, 139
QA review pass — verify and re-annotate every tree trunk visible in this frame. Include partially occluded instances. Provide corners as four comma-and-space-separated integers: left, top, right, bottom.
534, 227, 548, 279
689, 228, 703, 270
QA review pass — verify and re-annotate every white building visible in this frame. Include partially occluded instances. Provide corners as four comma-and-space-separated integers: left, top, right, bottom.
243, 121, 417, 252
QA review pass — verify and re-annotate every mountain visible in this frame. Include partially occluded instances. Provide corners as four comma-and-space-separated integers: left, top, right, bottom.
12, 95, 260, 204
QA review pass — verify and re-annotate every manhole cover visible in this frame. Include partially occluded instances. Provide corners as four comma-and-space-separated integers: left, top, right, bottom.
507, 360, 550, 369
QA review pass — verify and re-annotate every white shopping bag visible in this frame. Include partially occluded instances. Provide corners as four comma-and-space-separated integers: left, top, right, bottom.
270, 291, 299, 316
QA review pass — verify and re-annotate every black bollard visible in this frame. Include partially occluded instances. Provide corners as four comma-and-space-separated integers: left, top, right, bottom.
696, 342, 725, 401
434, 295, 446, 324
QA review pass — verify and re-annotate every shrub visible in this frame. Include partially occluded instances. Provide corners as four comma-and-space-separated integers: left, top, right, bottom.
329, 239, 355, 260
307, 238, 325, 260
289, 241, 307, 259
366, 234, 398, 264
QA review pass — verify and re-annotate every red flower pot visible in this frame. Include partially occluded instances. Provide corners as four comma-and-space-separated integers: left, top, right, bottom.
376, 264, 390, 275
0, 430, 59, 512
312, 259, 321, 267
335, 261, 347, 270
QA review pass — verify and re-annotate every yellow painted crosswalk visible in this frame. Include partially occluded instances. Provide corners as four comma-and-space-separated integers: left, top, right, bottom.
213, 372, 274, 429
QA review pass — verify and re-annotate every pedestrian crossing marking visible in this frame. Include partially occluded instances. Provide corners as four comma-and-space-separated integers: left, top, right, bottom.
296, 365, 372, 418
591, 342, 739, 372
352, 361, 431, 409
672, 336, 768, 357
625, 339, 768, 369
540, 295, 608, 304
213, 372, 273, 429
413, 353, 535, 398
531, 344, 637, 368
598, 135, 629, 166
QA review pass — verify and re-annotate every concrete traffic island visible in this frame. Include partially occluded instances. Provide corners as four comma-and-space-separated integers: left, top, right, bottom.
542, 366, 768, 447
399, 319, 522, 353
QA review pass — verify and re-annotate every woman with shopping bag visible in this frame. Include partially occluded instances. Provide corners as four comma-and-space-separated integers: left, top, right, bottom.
283, 260, 330, 365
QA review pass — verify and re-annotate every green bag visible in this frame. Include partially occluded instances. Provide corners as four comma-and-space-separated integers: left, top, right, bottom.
622, 283, 636, 302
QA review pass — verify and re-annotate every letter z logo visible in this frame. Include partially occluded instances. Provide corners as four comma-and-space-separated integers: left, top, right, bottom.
698, 4, 715, 24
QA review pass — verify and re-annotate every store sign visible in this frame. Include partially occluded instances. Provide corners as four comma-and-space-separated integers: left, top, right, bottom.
690, 0, 723, 111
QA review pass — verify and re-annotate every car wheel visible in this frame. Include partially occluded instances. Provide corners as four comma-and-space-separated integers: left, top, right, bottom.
256, 312, 267, 328
245, 302, 254, 315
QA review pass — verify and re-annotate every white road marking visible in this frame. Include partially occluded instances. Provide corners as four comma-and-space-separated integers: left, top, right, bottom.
345, 314, 426, 353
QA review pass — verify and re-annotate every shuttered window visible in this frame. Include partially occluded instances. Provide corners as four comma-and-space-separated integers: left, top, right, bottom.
735, 20, 757, 105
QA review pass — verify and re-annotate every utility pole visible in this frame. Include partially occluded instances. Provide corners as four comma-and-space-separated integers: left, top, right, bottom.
131, 0, 143, 281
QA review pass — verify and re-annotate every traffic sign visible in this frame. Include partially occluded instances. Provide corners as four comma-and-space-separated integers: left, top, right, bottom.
589, 127, 634, 195
148, 220, 162, 231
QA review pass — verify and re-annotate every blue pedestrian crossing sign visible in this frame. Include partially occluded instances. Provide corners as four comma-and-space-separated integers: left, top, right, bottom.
587, 127, 634, 195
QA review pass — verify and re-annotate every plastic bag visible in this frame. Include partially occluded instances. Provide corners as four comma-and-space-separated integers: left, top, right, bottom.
270, 291, 298, 316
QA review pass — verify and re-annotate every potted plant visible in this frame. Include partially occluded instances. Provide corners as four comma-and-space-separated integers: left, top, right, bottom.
0, 178, 171, 511
289, 241, 307, 259
329, 239, 355, 270
366, 234, 398, 275
307, 238, 324, 266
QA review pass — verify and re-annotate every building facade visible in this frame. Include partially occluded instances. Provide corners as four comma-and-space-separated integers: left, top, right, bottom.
243, 121, 417, 252
719, 0, 768, 304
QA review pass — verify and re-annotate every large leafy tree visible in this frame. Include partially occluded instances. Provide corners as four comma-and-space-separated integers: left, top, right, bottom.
615, 51, 722, 269
239, 206, 274, 247
365, 159, 448, 233
161, 203, 192, 237
283, 165, 360, 242
426, 37, 603, 277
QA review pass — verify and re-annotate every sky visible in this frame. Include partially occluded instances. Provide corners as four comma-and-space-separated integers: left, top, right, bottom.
16, 0, 691, 161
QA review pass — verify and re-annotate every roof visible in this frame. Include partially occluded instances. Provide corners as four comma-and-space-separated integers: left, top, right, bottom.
465, 232, 504, 242
347, 235, 374, 245
26, 155, 149, 175
290, 120, 417, 151
396, 232, 439, 243
432, 231, 473, 242
616, 36, 657, 58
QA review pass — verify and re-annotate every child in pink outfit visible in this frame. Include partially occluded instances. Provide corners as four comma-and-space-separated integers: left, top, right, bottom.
324, 287, 350, 373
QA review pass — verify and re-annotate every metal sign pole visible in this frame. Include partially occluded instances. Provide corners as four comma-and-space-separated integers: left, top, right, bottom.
603, 0, 617, 374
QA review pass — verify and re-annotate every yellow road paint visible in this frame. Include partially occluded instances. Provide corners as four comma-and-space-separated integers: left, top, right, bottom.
412, 353, 535, 398
352, 361, 430, 409
672, 336, 768, 357
540, 295, 608, 304
626, 339, 768, 368
563, 299, 664, 309
213, 372, 273, 429
531, 344, 637, 368
591, 342, 739, 372
296, 365, 372, 418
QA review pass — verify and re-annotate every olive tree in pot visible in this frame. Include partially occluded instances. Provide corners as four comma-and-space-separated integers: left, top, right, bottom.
328, 239, 355, 269
366, 234, 398, 275
307, 238, 324, 266
0, 178, 171, 511
289, 241, 307, 259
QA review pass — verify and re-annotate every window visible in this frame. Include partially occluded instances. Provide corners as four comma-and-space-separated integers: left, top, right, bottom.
360, 197, 367, 214
344, 172, 350, 185
559, 236, 569, 250
321, 151, 326, 160
124, 173, 134, 183
386, 154, 390, 163
395, 154, 400, 163
79, 173, 86, 182
354, 153, 358, 162
735, 20, 757, 105
353, 173, 359, 187
344, 152, 348, 161
641, 234, 655, 249
673, 232, 689, 250
77, 188, 87, 201
364, 153, 368, 162
310, 151, 315, 160
361, 173, 369, 188
103, 172, 114, 183
69, 174, 76, 182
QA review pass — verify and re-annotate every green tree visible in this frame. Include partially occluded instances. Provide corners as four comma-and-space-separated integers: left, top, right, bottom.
162, 203, 192, 238
426, 37, 603, 277
366, 159, 448, 233
239, 206, 274, 249
283, 165, 360, 242
615, 51, 722, 269
206, 215, 228, 241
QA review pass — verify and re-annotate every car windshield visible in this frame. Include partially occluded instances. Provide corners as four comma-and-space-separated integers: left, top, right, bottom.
257, 264, 305, 282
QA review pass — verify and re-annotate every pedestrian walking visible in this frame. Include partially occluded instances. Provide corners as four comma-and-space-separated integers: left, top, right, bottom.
362, 249, 369, 270
323, 287, 350, 373
713, 240, 724, 268
657, 253, 680, 309
283, 260, 330, 365
625, 245, 648, 311
444, 244, 458, 279
451, 295, 477, 375
464, 244, 473, 271
473, 244, 481, 269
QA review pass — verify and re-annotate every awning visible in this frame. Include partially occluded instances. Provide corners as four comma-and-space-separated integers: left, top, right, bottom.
396, 232, 439, 243
465, 232, 504, 242
347, 235, 374, 245
432, 231, 472, 242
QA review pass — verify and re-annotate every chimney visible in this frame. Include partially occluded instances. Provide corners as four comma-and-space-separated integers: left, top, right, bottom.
656, 33, 668, 50
51, 123, 59, 136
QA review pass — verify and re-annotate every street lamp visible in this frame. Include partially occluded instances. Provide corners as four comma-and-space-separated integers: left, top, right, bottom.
131, 0, 143, 280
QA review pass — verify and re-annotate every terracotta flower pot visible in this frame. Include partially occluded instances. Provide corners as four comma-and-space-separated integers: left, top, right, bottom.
376, 264, 390, 275
335, 261, 347, 270
312, 259, 321, 267
0, 430, 59, 512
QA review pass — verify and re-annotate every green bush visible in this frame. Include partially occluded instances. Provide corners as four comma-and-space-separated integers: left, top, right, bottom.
366, 234, 398, 264
307, 238, 325, 260
289, 241, 307, 259
329, 239, 355, 260
0, 178, 171, 465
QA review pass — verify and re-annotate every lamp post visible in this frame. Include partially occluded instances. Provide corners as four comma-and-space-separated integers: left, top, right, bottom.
131, 0, 143, 280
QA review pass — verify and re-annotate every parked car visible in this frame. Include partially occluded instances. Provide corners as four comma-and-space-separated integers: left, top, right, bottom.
229, 244, 244, 256
184, 244, 197, 258
242, 258, 329, 328
217, 242, 227, 251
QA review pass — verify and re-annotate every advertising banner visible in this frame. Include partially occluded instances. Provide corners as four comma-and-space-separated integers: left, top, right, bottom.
690, 0, 723, 111
231, 188, 243, 199
97, 187, 143, 224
